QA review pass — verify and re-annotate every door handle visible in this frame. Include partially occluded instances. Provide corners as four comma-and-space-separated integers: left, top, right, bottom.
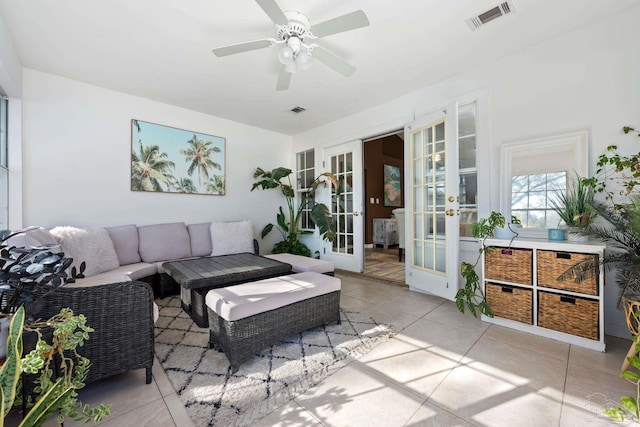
353, 212, 360, 216
445, 209, 455, 216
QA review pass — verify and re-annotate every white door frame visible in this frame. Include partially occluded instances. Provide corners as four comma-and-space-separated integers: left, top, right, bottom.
321, 141, 364, 272
403, 103, 460, 300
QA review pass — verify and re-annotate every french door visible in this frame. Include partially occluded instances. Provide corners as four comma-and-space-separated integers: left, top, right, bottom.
322, 141, 364, 272
404, 105, 460, 300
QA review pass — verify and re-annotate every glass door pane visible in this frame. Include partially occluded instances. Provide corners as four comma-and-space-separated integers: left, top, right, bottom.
331, 152, 354, 254
411, 119, 447, 274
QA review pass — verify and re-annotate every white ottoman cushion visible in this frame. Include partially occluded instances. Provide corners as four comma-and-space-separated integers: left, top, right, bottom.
264, 253, 334, 274
205, 272, 341, 322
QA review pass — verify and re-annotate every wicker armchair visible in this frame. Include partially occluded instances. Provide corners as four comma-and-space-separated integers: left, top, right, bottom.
35, 281, 155, 384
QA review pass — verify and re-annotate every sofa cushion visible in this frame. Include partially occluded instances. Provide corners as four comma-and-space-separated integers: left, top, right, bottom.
138, 222, 192, 263
188, 222, 212, 257
50, 226, 120, 277
6, 227, 60, 252
63, 272, 131, 288
107, 224, 141, 265
210, 221, 254, 256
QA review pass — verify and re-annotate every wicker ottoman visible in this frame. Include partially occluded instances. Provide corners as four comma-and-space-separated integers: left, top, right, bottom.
205, 271, 341, 372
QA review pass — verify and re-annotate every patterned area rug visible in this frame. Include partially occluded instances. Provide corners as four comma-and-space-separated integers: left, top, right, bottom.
154, 296, 396, 427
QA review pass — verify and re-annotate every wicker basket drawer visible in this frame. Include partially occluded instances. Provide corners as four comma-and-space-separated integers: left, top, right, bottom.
537, 250, 599, 295
486, 283, 533, 325
485, 247, 533, 285
537, 291, 599, 340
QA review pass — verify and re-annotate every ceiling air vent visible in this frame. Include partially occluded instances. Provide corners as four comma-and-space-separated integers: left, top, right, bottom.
467, 1, 515, 31
290, 106, 306, 114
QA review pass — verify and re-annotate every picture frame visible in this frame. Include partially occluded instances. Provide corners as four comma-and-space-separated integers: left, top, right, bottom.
130, 119, 226, 195
383, 164, 402, 207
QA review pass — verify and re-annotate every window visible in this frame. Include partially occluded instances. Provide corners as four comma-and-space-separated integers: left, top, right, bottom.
458, 102, 478, 238
296, 149, 315, 230
500, 131, 588, 236
511, 172, 565, 228
0, 94, 8, 228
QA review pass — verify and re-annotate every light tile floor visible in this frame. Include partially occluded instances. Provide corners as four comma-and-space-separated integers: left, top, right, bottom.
22, 274, 636, 427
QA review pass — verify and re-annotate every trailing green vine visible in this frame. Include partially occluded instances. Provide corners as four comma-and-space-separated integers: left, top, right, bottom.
455, 211, 506, 318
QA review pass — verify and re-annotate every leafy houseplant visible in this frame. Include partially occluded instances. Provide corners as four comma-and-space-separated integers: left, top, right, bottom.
455, 211, 509, 318
493, 214, 521, 239
549, 171, 596, 235
560, 127, 640, 306
251, 167, 339, 257
606, 332, 640, 423
0, 306, 110, 426
0, 228, 84, 319
0, 228, 108, 425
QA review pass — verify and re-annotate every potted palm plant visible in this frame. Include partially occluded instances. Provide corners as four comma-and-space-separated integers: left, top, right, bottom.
559, 127, 640, 306
251, 166, 339, 257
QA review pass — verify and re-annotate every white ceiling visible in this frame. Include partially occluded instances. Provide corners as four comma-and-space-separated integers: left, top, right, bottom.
1, 0, 638, 135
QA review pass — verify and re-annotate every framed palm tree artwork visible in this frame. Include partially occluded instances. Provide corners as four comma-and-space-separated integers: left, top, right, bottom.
130, 119, 226, 195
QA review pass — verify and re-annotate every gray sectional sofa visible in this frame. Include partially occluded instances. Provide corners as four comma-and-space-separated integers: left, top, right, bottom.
11, 220, 257, 388
15, 220, 257, 297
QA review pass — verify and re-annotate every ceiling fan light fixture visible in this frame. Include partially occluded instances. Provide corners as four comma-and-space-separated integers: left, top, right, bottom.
285, 60, 297, 74
296, 49, 313, 70
277, 45, 295, 65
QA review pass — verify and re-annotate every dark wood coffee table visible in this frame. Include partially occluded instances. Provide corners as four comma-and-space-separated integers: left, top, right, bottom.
163, 253, 292, 327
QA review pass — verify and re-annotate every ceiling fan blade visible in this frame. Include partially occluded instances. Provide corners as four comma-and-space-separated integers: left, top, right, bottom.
311, 45, 356, 77
255, 0, 288, 26
310, 10, 370, 38
212, 39, 272, 57
276, 65, 292, 91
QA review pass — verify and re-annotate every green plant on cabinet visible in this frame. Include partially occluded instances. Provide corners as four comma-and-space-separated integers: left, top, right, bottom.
549, 170, 596, 229
455, 211, 508, 318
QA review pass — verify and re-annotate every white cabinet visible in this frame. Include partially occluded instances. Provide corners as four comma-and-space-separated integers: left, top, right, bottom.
372, 218, 398, 249
482, 238, 606, 351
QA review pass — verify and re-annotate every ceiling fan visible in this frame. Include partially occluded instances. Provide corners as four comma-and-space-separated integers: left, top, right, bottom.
212, 0, 370, 91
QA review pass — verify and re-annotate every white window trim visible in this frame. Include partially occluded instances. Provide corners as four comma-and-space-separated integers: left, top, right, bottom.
500, 130, 589, 239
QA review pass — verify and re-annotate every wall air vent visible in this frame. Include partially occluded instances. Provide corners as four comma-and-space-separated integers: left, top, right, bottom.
467, 1, 515, 31
290, 106, 306, 114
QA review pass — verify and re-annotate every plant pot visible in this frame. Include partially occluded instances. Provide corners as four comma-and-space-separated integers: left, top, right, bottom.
494, 224, 521, 239
548, 228, 565, 241
566, 227, 588, 242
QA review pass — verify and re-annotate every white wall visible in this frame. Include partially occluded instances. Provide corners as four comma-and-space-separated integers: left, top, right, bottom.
0, 13, 21, 98
21, 69, 292, 252
292, 8, 640, 338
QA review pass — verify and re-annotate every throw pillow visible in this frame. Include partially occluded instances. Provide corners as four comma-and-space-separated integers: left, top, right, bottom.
137, 222, 192, 263
50, 226, 120, 277
107, 224, 141, 265
210, 221, 254, 256
188, 222, 213, 257
5, 227, 60, 252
